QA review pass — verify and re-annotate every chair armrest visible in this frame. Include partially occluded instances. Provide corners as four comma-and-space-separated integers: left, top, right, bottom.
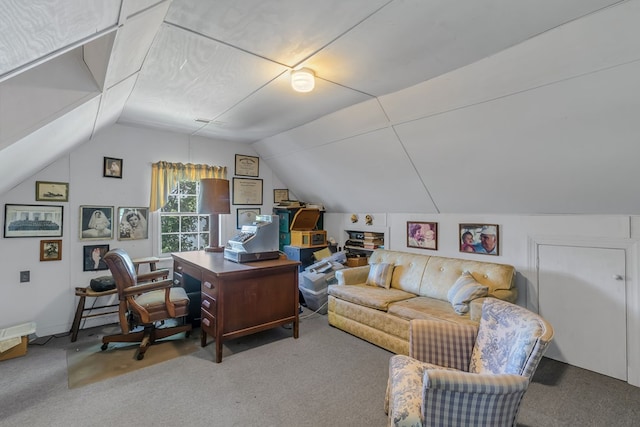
335, 266, 370, 285
122, 278, 173, 297
422, 370, 529, 426
136, 269, 170, 283
410, 319, 478, 371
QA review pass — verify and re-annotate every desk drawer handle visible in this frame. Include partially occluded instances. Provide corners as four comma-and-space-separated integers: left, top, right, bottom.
202, 299, 210, 309
176, 265, 183, 272
204, 281, 213, 289
202, 318, 210, 327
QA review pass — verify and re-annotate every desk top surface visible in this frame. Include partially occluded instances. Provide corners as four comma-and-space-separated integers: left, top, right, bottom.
172, 250, 299, 275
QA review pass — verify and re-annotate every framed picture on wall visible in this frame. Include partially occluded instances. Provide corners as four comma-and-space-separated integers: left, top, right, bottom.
3, 204, 63, 238
79, 205, 114, 240
35, 181, 69, 202
232, 178, 263, 205
407, 221, 437, 250
459, 223, 499, 255
83, 244, 110, 271
273, 189, 289, 204
237, 208, 261, 229
40, 239, 62, 261
234, 154, 259, 177
117, 207, 149, 240
104, 157, 123, 178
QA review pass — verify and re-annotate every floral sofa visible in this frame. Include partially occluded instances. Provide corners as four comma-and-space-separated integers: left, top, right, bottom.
327, 249, 517, 355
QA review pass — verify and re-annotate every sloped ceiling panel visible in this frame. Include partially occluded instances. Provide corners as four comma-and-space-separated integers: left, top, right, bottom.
0, 96, 101, 196
94, 74, 138, 135
0, 0, 121, 77
266, 127, 438, 213
395, 60, 640, 214
196, 71, 371, 142
164, 0, 390, 67
119, 23, 288, 134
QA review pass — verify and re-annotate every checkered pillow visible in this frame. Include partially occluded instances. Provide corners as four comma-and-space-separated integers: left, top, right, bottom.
447, 271, 489, 314
366, 263, 394, 289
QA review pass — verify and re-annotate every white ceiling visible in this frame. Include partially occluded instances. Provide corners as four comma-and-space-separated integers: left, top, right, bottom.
2, 0, 638, 214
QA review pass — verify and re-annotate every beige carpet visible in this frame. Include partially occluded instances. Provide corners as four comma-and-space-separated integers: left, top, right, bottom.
66, 332, 199, 389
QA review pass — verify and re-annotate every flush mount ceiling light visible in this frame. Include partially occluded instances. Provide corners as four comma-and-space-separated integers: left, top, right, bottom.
291, 67, 315, 93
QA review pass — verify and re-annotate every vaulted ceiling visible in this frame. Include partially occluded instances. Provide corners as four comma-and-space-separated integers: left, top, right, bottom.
1, 0, 638, 213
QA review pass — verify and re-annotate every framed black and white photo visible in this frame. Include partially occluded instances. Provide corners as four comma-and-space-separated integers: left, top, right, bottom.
79, 206, 114, 240
117, 207, 149, 240
459, 223, 499, 255
104, 157, 123, 178
232, 178, 263, 205
4, 204, 63, 238
237, 208, 261, 229
234, 154, 259, 177
35, 181, 69, 202
83, 244, 110, 271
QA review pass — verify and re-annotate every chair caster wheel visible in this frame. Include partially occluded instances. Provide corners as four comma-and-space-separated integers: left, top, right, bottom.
137, 353, 144, 360
101, 343, 108, 351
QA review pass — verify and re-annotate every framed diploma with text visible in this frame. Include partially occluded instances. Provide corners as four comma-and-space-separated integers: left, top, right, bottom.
234, 154, 259, 177
232, 178, 263, 205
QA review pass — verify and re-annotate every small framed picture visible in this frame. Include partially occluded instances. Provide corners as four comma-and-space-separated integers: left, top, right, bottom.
274, 189, 289, 204
40, 239, 62, 261
4, 204, 63, 238
459, 223, 499, 255
117, 207, 149, 240
407, 221, 438, 250
83, 244, 110, 271
237, 208, 261, 229
234, 154, 259, 177
35, 181, 69, 202
104, 157, 123, 178
79, 206, 114, 240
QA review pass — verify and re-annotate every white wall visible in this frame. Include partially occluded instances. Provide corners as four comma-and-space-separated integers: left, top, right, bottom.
0, 123, 286, 337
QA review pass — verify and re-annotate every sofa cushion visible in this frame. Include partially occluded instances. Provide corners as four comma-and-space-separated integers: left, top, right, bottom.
388, 297, 478, 325
328, 284, 416, 311
366, 262, 394, 289
447, 272, 489, 314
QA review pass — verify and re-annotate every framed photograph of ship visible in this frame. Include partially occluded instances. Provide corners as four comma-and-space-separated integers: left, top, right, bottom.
4, 204, 63, 238
35, 181, 69, 202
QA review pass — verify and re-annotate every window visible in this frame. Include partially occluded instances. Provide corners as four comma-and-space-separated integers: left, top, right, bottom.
159, 181, 210, 254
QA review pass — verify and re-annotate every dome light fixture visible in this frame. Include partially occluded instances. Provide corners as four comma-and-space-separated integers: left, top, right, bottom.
291, 67, 315, 93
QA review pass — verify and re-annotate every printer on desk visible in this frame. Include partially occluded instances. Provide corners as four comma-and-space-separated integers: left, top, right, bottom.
224, 214, 280, 263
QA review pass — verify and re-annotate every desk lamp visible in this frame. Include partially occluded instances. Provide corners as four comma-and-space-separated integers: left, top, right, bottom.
198, 178, 230, 252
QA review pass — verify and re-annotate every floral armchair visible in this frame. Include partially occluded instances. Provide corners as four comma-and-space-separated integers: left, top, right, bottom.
386, 298, 554, 427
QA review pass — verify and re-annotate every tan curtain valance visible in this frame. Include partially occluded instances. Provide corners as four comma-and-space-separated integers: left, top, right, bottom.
150, 161, 227, 212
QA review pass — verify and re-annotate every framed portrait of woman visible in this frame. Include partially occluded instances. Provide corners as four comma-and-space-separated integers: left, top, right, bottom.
117, 207, 149, 240
407, 221, 438, 250
79, 206, 114, 240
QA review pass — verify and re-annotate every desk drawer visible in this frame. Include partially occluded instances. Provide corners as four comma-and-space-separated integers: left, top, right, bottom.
201, 293, 216, 313
202, 277, 219, 298
174, 261, 202, 281
201, 309, 216, 336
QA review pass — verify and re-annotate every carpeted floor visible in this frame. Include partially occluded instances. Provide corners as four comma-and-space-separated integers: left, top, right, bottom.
66, 331, 199, 388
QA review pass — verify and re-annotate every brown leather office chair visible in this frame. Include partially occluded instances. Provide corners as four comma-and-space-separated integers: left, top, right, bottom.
101, 248, 192, 360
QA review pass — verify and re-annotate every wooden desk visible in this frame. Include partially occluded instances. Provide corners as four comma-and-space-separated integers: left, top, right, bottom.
172, 251, 300, 363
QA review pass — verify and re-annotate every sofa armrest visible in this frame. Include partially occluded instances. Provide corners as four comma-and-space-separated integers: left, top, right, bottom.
410, 319, 478, 371
335, 265, 370, 285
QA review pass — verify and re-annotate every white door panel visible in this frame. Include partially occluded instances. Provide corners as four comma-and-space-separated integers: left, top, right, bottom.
538, 245, 626, 380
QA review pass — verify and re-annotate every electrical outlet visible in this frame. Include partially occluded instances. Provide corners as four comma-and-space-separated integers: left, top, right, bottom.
20, 271, 30, 283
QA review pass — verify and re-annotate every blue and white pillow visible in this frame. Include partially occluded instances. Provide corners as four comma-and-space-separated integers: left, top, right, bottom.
447, 271, 489, 314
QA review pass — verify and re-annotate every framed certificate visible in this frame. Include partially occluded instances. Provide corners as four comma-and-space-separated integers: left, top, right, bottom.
232, 178, 263, 205
234, 154, 259, 177
274, 189, 289, 203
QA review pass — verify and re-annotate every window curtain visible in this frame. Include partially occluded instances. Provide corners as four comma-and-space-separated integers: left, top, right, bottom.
150, 162, 227, 212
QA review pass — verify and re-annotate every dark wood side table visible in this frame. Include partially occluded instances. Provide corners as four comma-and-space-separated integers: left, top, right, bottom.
70, 286, 118, 342
172, 251, 300, 362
